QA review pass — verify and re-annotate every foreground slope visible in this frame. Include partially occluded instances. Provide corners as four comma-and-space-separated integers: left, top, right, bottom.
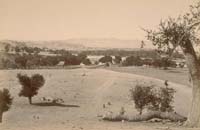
0, 68, 194, 130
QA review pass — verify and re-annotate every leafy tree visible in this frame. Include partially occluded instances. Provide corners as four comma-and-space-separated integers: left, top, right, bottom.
17, 73, 45, 104
130, 84, 154, 115
0, 89, 13, 123
82, 58, 92, 65
114, 56, 122, 64
130, 84, 176, 115
15, 54, 28, 69
64, 55, 82, 65
4, 44, 11, 52
122, 56, 143, 66
152, 57, 176, 69
78, 52, 87, 61
144, 1, 200, 127
159, 87, 176, 112
99, 55, 113, 63
14, 46, 21, 53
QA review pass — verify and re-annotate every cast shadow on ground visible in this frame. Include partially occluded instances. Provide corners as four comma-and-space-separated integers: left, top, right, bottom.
32, 102, 80, 107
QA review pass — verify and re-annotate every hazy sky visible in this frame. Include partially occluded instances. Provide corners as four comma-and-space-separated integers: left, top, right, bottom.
0, 0, 196, 41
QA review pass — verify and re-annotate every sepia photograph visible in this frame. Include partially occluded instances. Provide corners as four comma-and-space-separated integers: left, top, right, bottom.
0, 0, 200, 130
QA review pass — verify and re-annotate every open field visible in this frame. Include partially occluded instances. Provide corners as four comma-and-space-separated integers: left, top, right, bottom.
0, 68, 197, 130
106, 66, 190, 86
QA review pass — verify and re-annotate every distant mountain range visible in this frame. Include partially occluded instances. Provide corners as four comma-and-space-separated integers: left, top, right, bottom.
0, 38, 154, 51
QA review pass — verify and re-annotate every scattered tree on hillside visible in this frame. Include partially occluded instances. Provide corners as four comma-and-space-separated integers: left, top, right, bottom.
17, 73, 45, 104
82, 58, 92, 65
4, 44, 11, 52
78, 52, 87, 61
0, 89, 13, 123
122, 56, 143, 66
114, 56, 122, 64
99, 55, 113, 63
144, 1, 200, 127
15, 54, 28, 69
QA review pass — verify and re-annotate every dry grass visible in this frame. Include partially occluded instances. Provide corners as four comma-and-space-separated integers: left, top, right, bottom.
106, 66, 190, 86
0, 68, 194, 130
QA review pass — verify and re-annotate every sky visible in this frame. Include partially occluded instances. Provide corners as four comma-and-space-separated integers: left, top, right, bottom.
0, 0, 196, 41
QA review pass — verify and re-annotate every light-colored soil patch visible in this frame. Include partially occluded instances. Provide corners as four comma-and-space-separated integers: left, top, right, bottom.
0, 68, 194, 130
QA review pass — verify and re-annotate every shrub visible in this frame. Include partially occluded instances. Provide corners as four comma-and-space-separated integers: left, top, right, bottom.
0, 88, 13, 123
82, 58, 92, 65
122, 56, 143, 66
159, 87, 176, 112
130, 83, 175, 115
99, 56, 113, 63
17, 73, 45, 104
130, 84, 154, 115
114, 56, 122, 64
152, 58, 176, 68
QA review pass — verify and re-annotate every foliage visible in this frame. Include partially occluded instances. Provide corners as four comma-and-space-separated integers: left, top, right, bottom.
15, 54, 28, 69
144, 16, 200, 57
130, 83, 175, 115
130, 84, 154, 115
122, 56, 143, 66
77, 52, 87, 61
114, 56, 122, 64
17, 73, 45, 104
0, 88, 13, 112
64, 55, 82, 65
99, 55, 113, 63
152, 57, 176, 68
159, 87, 176, 112
4, 44, 11, 52
1, 58, 17, 69
82, 58, 92, 65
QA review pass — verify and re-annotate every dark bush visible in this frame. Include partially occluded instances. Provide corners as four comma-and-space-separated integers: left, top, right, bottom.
99, 56, 113, 63
17, 73, 45, 104
122, 56, 143, 66
64, 55, 82, 65
152, 57, 176, 68
114, 56, 122, 64
130, 84, 154, 115
82, 58, 92, 65
0, 88, 13, 123
130, 83, 175, 115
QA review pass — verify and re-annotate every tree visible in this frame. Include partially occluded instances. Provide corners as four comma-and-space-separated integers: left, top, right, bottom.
99, 55, 113, 63
15, 46, 20, 53
78, 52, 87, 61
114, 56, 122, 64
15, 53, 28, 69
17, 73, 45, 104
0, 89, 13, 123
130, 84, 154, 115
144, 1, 200, 127
82, 58, 92, 65
122, 56, 143, 66
4, 44, 11, 52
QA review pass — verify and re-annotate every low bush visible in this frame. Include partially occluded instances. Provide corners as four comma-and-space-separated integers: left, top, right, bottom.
130, 83, 175, 115
0, 88, 13, 123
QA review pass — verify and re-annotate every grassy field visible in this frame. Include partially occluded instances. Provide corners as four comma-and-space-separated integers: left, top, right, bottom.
106, 66, 190, 86
0, 68, 196, 130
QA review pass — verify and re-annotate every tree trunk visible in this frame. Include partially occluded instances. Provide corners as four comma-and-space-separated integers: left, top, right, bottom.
182, 41, 200, 127
28, 96, 32, 104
